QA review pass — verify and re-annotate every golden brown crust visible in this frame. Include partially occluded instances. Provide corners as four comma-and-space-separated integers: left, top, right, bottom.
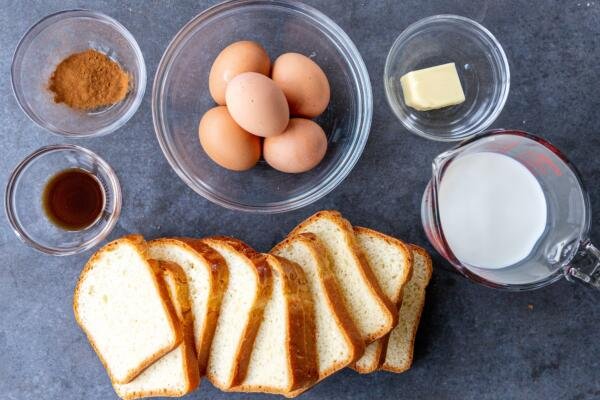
275, 233, 365, 397
350, 227, 414, 374
230, 254, 318, 395
352, 342, 385, 374
276, 255, 318, 392
116, 261, 200, 399
148, 237, 229, 376
201, 236, 273, 390
380, 244, 432, 373
159, 261, 201, 395
288, 211, 397, 343
73, 235, 183, 385
352, 226, 413, 305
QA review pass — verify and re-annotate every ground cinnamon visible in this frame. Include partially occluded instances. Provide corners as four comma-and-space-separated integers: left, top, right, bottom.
49, 49, 130, 110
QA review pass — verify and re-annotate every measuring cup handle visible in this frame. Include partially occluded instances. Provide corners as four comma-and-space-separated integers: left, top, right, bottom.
565, 241, 600, 289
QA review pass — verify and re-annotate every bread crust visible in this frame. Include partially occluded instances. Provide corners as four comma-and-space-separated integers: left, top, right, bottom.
115, 260, 200, 399
351, 227, 414, 374
159, 261, 201, 396
73, 235, 183, 385
353, 342, 384, 375
275, 255, 318, 392
352, 226, 413, 305
381, 244, 432, 373
202, 236, 273, 390
289, 211, 397, 343
229, 254, 318, 395
274, 233, 365, 398
148, 237, 228, 376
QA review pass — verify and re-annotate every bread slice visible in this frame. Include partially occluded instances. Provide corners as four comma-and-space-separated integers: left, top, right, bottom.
202, 237, 272, 390
113, 261, 200, 399
147, 238, 228, 375
272, 233, 364, 394
230, 254, 318, 395
352, 227, 413, 373
289, 211, 397, 343
73, 235, 182, 384
381, 245, 432, 373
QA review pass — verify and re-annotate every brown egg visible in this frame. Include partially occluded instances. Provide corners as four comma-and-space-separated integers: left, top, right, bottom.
271, 53, 330, 118
263, 118, 328, 173
209, 41, 271, 105
226, 72, 289, 137
198, 106, 261, 171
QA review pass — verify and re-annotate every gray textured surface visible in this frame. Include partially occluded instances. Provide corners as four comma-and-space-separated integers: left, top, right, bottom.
1, 1, 600, 399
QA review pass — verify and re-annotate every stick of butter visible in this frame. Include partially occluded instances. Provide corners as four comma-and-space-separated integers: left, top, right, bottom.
400, 62, 465, 111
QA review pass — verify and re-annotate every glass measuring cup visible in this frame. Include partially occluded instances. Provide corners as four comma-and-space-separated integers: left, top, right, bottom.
421, 129, 599, 290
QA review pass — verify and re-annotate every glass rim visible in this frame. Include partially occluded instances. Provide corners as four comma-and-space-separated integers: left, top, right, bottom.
384, 14, 511, 142
5, 144, 122, 256
11, 9, 147, 138
423, 129, 591, 291
151, 0, 373, 213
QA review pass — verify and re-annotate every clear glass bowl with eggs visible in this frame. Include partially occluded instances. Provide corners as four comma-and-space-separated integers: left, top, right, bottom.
152, 0, 372, 213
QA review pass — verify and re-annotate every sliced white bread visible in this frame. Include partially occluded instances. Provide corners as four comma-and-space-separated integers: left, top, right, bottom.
289, 211, 397, 343
381, 245, 432, 373
147, 238, 228, 375
113, 261, 200, 399
231, 254, 318, 395
202, 237, 272, 390
272, 233, 364, 395
73, 235, 182, 384
352, 227, 413, 373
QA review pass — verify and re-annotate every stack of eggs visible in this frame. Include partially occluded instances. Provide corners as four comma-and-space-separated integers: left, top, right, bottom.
199, 41, 331, 173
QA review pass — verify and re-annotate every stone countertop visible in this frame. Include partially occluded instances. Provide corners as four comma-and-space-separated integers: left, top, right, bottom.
1, 1, 599, 399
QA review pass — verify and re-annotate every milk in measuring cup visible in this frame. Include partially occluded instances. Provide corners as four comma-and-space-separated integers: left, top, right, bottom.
438, 152, 547, 269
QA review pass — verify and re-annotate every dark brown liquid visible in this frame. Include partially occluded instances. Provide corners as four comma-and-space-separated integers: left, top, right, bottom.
43, 168, 105, 231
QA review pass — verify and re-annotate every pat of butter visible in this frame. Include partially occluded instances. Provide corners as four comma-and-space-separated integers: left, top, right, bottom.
400, 63, 465, 111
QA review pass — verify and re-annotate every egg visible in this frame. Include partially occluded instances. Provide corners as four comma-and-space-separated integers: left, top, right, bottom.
271, 53, 330, 118
208, 41, 271, 105
226, 72, 289, 137
263, 118, 328, 173
198, 106, 261, 171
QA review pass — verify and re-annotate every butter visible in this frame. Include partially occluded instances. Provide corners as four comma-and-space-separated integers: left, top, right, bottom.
400, 63, 465, 111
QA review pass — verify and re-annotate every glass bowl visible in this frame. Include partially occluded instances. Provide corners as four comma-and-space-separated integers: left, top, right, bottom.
11, 9, 146, 138
384, 14, 510, 141
5, 144, 121, 255
152, 0, 372, 213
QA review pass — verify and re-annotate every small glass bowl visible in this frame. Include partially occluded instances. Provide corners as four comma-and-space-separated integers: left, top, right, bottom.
5, 144, 121, 255
153, 0, 372, 213
11, 10, 146, 138
384, 14, 510, 141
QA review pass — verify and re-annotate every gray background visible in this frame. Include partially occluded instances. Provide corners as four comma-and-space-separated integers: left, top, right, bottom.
1, 1, 599, 399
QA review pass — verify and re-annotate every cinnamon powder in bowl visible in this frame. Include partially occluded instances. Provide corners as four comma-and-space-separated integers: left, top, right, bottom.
49, 49, 130, 111
11, 10, 146, 137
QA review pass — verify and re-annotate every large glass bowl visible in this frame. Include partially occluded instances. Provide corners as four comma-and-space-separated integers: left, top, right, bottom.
152, 0, 372, 213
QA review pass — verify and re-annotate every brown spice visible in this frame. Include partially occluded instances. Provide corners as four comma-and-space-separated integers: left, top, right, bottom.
49, 49, 130, 110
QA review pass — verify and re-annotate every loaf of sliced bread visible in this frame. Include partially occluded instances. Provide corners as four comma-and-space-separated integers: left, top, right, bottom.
289, 211, 397, 343
147, 238, 228, 375
272, 233, 364, 395
202, 237, 272, 390
352, 227, 413, 373
381, 245, 432, 373
113, 261, 200, 399
73, 235, 182, 384
231, 254, 318, 395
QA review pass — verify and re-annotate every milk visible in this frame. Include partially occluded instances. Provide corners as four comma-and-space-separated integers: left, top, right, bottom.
438, 152, 547, 269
